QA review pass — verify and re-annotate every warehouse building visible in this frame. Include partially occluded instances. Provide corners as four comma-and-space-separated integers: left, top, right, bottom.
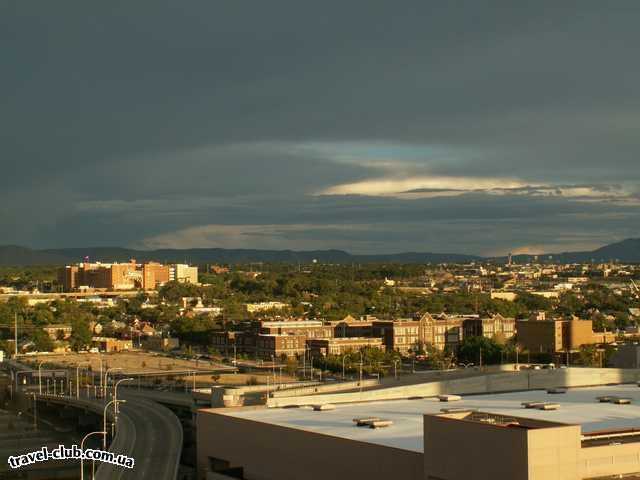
198, 385, 640, 480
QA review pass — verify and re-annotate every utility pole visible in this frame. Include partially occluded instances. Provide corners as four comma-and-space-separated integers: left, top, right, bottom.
14, 312, 18, 358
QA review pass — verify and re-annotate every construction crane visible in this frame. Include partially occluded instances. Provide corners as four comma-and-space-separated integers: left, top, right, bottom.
631, 279, 640, 299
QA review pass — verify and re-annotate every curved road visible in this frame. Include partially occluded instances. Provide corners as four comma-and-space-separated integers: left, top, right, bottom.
96, 394, 182, 480
4, 360, 184, 480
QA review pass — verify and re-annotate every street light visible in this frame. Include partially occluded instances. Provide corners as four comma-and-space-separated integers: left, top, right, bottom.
359, 350, 363, 392
76, 362, 90, 399
80, 430, 106, 480
271, 355, 276, 384
114, 378, 133, 416
342, 355, 347, 380
103, 399, 125, 449
103, 367, 122, 398
37, 362, 45, 394
32, 393, 37, 431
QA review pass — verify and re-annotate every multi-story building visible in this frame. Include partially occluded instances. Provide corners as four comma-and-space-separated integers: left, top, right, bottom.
307, 337, 384, 357
143, 262, 170, 289
516, 315, 615, 354
256, 334, 307, 360
372, 318, 431, 355
329, 315, 376, 338
245, 302, 289, 313
169, 264, 199, 284
258, 320, 333, 339
42, 324, 72, 340
462, 314, 516, 342
58, 260, 195, 291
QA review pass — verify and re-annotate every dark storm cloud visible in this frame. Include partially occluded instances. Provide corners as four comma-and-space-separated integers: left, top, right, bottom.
1, 1, 639, 254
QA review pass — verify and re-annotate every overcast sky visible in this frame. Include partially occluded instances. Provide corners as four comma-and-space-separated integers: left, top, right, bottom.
2, 1, 639, 256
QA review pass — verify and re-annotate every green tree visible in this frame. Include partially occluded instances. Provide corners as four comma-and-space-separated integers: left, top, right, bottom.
69, 321, 93, 352
458, 336, 504, 365
32, 329, 54, 352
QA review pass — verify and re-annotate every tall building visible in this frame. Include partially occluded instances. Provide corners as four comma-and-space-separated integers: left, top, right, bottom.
58, 260, 192, 291
143, 262, 170, 289
169, 264, 199, 284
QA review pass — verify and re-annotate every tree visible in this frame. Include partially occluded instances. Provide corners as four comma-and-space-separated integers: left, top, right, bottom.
458, 336, 504, 365
32, 329, 54, 352
69, 321, 92, 352
578, 345, 600, 367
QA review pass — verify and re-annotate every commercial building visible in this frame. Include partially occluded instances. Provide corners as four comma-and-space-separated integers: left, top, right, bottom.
58, 260, 197, 291
245, 302, 290, 313
197, 384, 640, 480
516, 315, 615, 354
91, 336, 133, 352
462, 314, 515, 342
255, 334, 307, 360
372, 318, 431, 354
307, 337, 384, 357
169, 264, 199, 284
328, 315, 376, 338
42, 324, 72, 340
258, 320, 333, 339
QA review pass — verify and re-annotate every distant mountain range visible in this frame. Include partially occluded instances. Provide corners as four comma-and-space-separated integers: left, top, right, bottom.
0, 238, 637, 266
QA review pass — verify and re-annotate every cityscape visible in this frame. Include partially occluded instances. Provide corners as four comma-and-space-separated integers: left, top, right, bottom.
2, 2, 640, 480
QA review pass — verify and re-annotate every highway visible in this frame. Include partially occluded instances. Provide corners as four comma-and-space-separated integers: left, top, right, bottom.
2, 355, 184, 480
95, 393, 183, 480
29, 393, 183, 480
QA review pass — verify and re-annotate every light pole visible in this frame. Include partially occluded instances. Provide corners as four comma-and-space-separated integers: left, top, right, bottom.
394, 359, 399, 380
97, 354, 104, 393
38, 362, 45, 394
80, 430, 106, 480
342, 355, 347, 380
271, 355, 276, 384
77, 362, 90, 399
114, 378, 133, 417
359, 350, 363, 392
103, 399, 125, 449
32, 393, 37, 431
103, 367, 122, 398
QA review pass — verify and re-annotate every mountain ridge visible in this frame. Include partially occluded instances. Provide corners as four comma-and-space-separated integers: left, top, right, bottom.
0, 238, 637, 265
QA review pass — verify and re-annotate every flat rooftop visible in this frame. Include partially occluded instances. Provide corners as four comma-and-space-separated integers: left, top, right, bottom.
220, 385, 640, 452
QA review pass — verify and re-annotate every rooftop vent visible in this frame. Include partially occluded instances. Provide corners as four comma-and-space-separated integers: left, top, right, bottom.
437, 394, 462, 402
596, 396, 632, 405
547, 387, 567, 394
368, 420, 393, 429
522, 401, 559, 410
440, 407, 477, 414
353, 417, 381, 427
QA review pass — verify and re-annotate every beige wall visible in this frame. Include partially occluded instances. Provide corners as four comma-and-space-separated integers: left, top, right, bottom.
197, 408, 423, 480
527, 425, 581, 480
580, 443, 640, 478
424, 414, 529, 480
425, 414, 581, 480
267, 368, 640, 407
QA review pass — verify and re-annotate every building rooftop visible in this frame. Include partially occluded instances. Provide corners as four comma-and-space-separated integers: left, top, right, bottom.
219, 384, 640, 453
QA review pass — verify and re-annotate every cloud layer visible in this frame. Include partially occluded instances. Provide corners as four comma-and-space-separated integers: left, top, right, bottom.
1, 1, 639, 255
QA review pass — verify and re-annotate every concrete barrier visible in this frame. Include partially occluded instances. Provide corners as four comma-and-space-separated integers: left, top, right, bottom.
266, 368, 640, 408
270, 379, 379, 398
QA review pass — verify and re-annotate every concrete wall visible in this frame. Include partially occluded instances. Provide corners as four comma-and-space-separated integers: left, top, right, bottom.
424, 414, 529, 480
270, 378, 379, 398
580, 443, 640, 479
527, 425, 581, 480
267, 368, 640, 407
197, 409, 423, 480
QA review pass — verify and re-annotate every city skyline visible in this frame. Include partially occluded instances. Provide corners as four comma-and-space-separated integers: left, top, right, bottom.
2, 2, 639, 256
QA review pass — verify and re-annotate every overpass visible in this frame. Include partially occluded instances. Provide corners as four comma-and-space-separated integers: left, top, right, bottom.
3, 359, 183, 480
31, 393, 183, 480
